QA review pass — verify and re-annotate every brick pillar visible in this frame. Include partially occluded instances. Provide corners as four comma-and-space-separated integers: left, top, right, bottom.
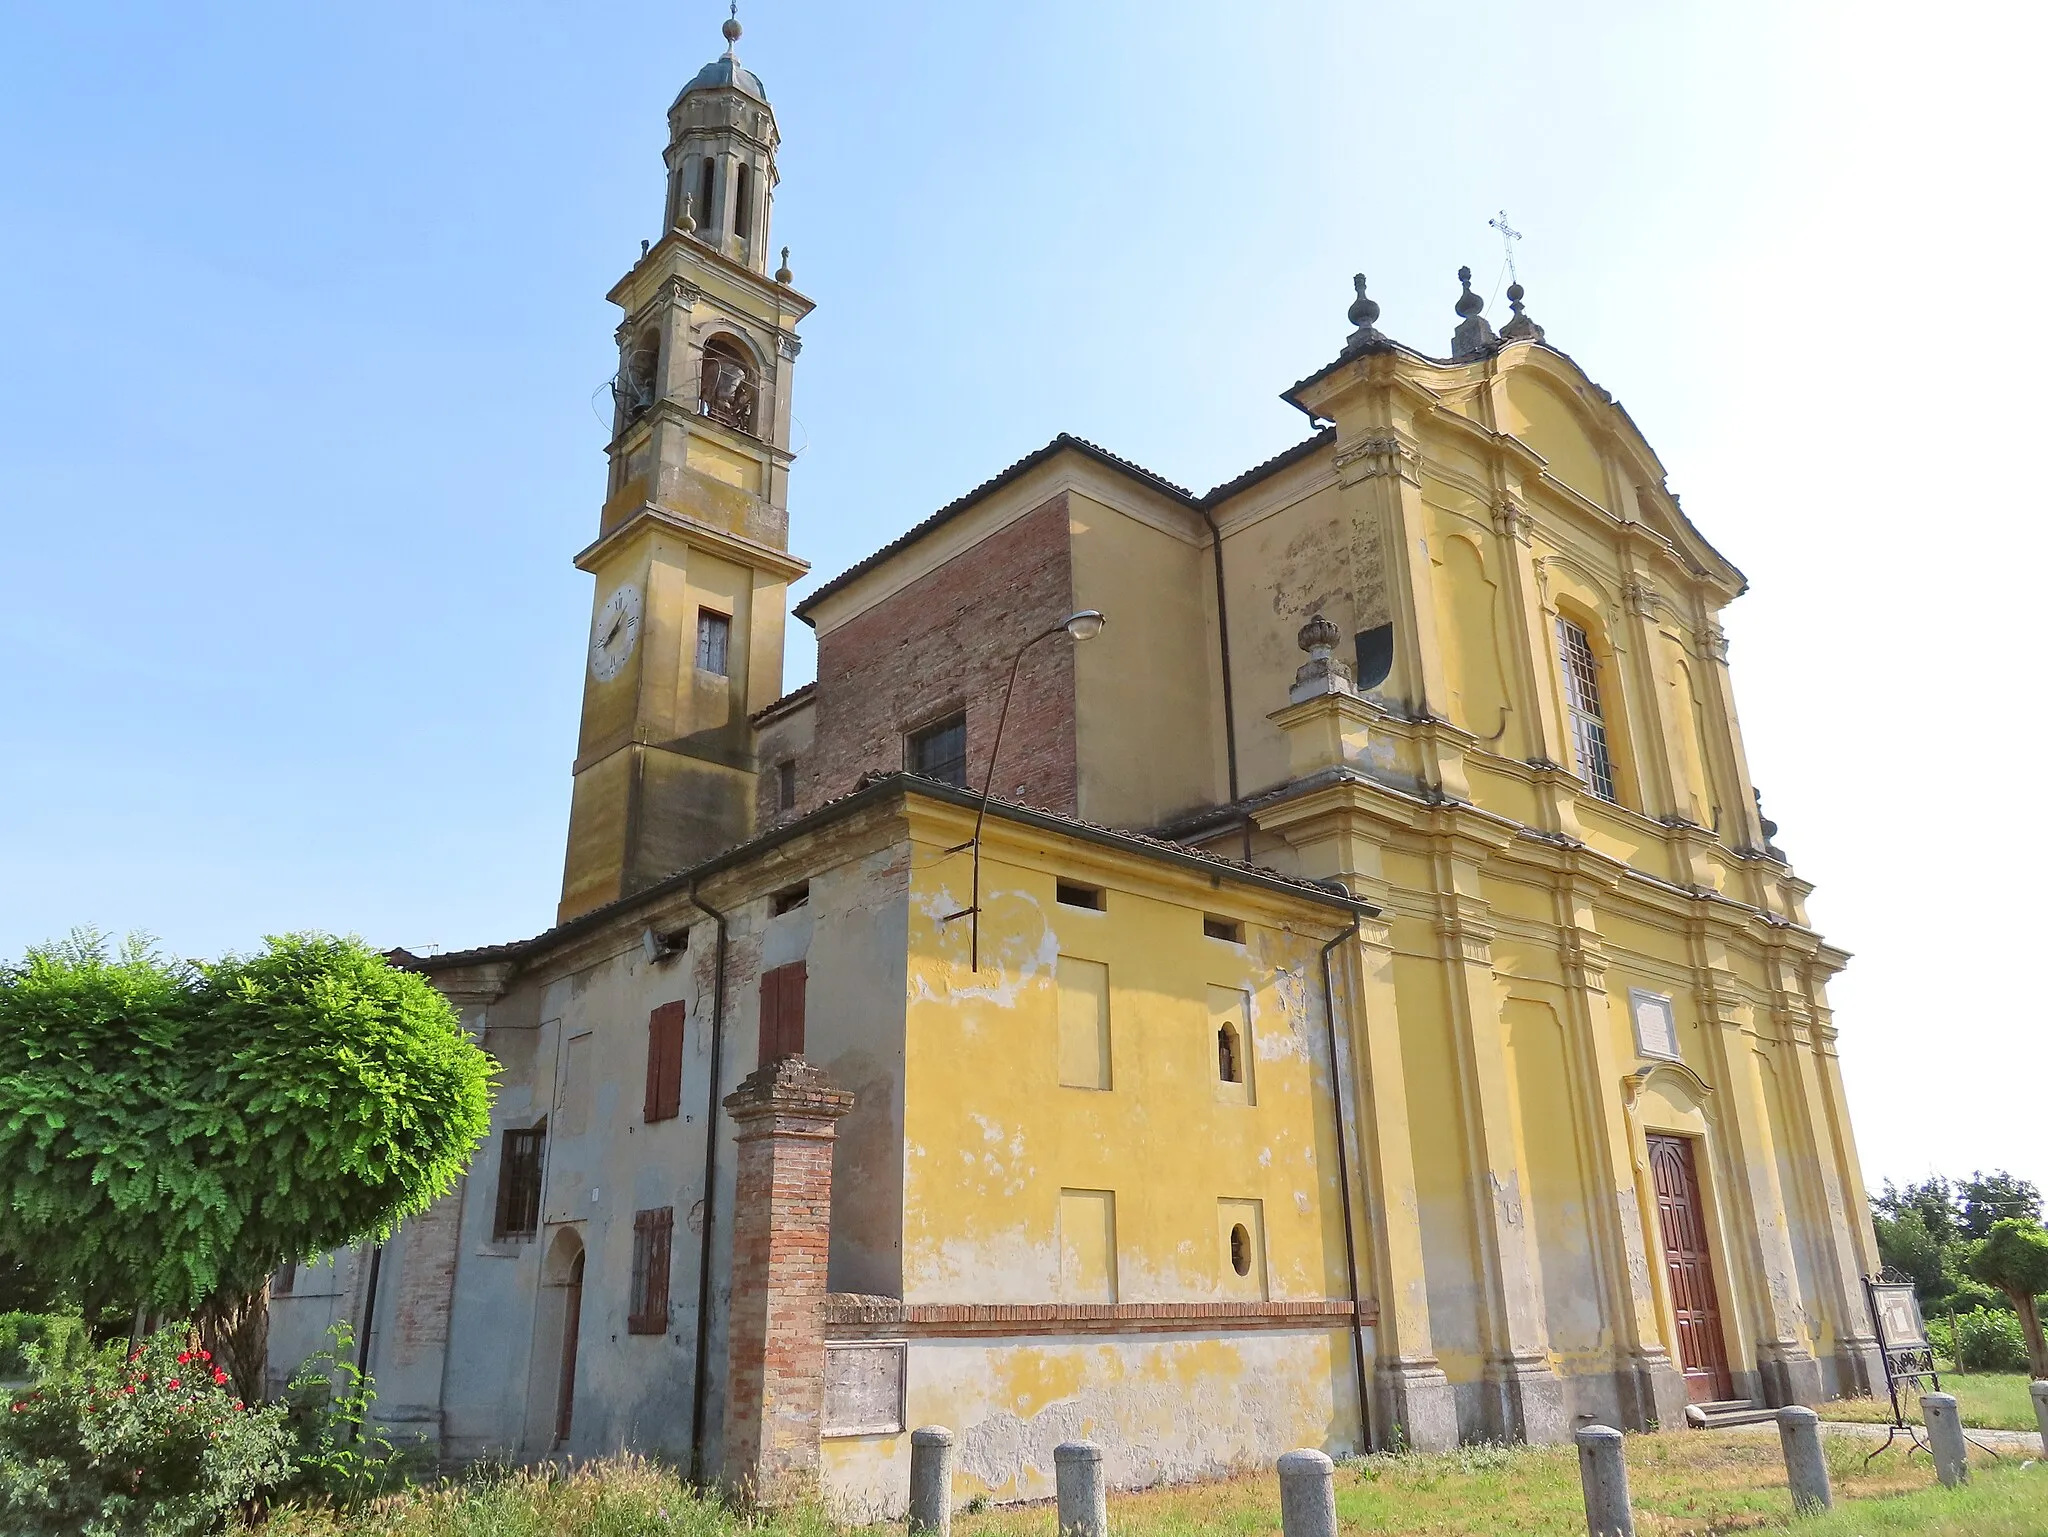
721, 1055, 854, 1505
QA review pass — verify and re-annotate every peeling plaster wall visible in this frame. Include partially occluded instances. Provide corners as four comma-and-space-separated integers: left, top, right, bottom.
823, 1328, 1360, 1517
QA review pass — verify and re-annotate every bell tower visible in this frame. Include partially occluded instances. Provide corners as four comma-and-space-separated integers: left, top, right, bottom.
559, 10, 813, 923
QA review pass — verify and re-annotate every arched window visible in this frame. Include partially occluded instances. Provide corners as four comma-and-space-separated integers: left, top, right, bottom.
1555, 614, 1617, 802
698, 335, 755, 434
732, 161, 753, 247
694, 156, 716, 232
1217, 1023, 1241, 1084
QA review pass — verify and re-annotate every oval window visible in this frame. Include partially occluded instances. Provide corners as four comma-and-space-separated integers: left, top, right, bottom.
1229, 1223, 1251, 1277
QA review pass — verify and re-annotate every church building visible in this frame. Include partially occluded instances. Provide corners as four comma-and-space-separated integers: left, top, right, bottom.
269, 17, 1886, 1514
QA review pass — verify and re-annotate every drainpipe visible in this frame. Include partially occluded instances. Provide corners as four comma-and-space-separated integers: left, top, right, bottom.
352, 1242, 384, 1439
685, 881, 730, 1484
1196, 504, 1252, 861
1319, 911, 1372, 1451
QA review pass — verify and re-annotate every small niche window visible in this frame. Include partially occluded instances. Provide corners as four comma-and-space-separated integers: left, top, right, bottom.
770, 882, 809, 916
492, 1122, 547, 1242
1354, 622, 1395, 691
907, 712, 968, 788
776, 759, 797, 811
1217, 1022, 1243, 1084
697, 610, 731, 676
698, 335, 756, 434
732, 161, 753, 246
1203, 915, 1243, 944
628, 1207, 674, 1335
1055, 881, 1104, 911
271, 1260, 296, 1297
694, 156, 716, 230
1229, 1223, 1252, 1277
1556, 615, 1618, 802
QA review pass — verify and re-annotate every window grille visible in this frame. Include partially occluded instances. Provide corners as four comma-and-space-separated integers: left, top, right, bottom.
628, 1207, 674, 1335
907, 713, 968, 788
1555, 616, 1618, 802
697, 610, 731, 675
492, 1124, 546, 1241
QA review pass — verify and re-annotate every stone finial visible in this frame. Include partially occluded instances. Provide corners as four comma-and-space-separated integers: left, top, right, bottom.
1451, 266, 1497, 359
775, 246, 793, 285
1343, 273, 1385, 351
1290, 612, 1355, 703
723, 1, 742, 52
1499, 280, 1545, 342
679, 198, 698, 237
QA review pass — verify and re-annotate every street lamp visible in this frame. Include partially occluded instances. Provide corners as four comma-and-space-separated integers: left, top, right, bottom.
947, 610, 1106, 970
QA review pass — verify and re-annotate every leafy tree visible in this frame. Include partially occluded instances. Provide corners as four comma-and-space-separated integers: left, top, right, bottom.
1958, 1171, 2042, 1241
1967, 1218, 2048, 1379
0, 931, 494, 1397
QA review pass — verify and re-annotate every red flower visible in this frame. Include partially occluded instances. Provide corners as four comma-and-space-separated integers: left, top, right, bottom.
212, 1369, 229, 1385
166, 1379, 180, 1390
176, 1352, 191, 1365
199, 1350, 211, 1362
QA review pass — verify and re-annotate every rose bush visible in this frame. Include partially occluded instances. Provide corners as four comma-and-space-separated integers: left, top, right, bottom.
0, 1325, 294, 1536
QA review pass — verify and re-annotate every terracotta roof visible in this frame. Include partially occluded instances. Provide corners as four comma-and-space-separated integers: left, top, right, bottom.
792, 434, 1196, 623
750, 680, 816, 725
1200, 427, 1336, 504
397, 772, 1373, 978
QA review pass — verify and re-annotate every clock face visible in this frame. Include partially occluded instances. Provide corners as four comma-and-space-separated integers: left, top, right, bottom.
589, 584, 643, 682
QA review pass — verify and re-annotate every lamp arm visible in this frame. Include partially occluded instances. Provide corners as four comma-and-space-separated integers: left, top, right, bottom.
967, 622, 1069, 971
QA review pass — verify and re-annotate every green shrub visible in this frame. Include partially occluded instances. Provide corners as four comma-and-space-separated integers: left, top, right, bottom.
275, 1323, 418, 1509
1954, 1307, 2030, 1373
0, 1323, 294, 1536
0, 1315, 92, 1380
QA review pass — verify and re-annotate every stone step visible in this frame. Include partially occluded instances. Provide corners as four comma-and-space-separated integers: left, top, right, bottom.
1685, 1399, 1779, 1429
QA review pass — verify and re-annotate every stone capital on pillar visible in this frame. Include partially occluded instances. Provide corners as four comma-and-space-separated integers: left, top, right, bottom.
720, 1055, 855, 1506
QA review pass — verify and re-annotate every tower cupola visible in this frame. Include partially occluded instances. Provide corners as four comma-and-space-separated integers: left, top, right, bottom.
663, 10, 779, 274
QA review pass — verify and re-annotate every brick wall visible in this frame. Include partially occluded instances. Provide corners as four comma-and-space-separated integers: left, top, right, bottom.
804, 494, 1078, 814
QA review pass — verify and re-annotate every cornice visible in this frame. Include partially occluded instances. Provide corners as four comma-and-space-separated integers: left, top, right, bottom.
573, 502, 811, 582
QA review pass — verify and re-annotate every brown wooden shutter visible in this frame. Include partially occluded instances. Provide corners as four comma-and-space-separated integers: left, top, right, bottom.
758, 962, 808, 1062
628, 1206, 675, 1334
644, 1002, 685, 1122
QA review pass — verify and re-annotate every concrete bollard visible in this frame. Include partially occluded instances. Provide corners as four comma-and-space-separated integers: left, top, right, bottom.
1921, 1392, 1968, 1488
2032, 1381, 2048, 1457
1054, 1440, 1106, 1537
1276, 1448, 1338, 1537
1574, 1425, 1635, 1537
1776, 1406, 1831, 1514
908, 1425, 954, 1536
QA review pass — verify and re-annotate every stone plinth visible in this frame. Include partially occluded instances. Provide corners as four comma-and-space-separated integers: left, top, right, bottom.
720, 1055, 855, 1505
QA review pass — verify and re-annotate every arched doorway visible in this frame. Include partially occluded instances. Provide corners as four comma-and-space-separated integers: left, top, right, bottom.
525, 1229, 586, 1455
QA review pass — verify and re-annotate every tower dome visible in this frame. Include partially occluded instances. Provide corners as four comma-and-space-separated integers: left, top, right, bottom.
676, 8, 767, 105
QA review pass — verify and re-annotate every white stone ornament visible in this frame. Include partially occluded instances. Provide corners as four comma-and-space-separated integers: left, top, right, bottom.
589, 583, 643, 681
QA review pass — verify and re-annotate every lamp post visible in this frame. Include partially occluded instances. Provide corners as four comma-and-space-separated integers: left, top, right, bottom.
950, 610, 1106, 970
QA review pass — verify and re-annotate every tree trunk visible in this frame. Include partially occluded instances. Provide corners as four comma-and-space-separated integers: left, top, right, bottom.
2013, 1289, 2048, 1382
197, 1286, 270, 1403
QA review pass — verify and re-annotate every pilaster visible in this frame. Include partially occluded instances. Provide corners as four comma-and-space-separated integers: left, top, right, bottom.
720, 1056, 855, 1505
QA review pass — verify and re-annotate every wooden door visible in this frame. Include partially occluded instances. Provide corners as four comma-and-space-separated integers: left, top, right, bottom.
1647, 1134, 1733, 1403
554, 1251, 584, 1448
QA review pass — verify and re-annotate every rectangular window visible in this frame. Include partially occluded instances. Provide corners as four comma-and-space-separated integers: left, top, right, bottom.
492, 1124, 546, 1241
1556, 616, 1618, 802
1203, 914, 1243, 943
644, 1002, 686, 1123
770, 882, 809, 916
733, 162, 753, 245
1055, 955, 1111, 1090
759, 961, 807, 1063
628, 1207, 674, 1335
1058, 1189, 1118, 1304
777, 759, 797, 812
1055, 880, 1104, 911
271, 1260, 296, 1297
907, 712, 968, 788
697, 610, 731, 676
694, 156, 716, 230
1629, 988, 1681, 1061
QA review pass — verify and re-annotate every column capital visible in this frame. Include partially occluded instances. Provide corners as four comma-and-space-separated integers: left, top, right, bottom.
724, 1055, 854, 1134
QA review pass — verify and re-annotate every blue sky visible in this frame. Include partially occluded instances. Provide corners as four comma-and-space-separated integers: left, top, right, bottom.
2, 2, 2041, 1185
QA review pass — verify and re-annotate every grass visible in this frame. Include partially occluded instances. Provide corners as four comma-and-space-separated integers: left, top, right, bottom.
1820, 1372, 2042, 1434
255, 1431, 2045, 1536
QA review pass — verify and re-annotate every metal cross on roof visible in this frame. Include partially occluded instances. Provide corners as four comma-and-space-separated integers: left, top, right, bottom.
1490, 210, 1523, 286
